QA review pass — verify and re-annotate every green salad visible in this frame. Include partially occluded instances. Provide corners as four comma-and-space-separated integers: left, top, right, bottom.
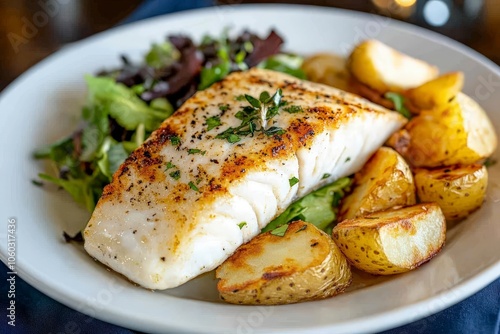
34, 29, 350, 235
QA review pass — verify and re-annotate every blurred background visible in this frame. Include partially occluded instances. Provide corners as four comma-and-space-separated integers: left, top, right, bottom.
1, 0, 499, 91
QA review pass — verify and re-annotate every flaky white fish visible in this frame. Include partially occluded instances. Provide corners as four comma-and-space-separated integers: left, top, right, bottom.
84, 68, 406, 289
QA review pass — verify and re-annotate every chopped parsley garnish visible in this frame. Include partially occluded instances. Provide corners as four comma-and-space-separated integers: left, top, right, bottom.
216, 130, 241, 143
345, 157, 351, 163
264, 126, 286, 136
289, 176, 299, 187
216, 89, 286, 143
219, 104, 229, 111
283, 105, 303, 113
322, 173, 331, 179
238, 222, 247, 229
188, 148, 206, 155
188, 181, 199, 192
227, 134, 241, 143
165, 161, 176, 170
270, 224, 289, 237
385, 92, 412, 119
170, 136, 181, 146
235, 94, 246, 101
206, 116, 221, 131
169, 170, 180, 180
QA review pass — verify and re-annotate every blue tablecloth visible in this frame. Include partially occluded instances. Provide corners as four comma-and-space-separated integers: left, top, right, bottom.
1, 1, 499, 333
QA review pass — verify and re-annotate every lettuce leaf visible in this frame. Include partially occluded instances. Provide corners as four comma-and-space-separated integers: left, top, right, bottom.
85, 75, 170, 131
97, 137, 129, 180
258, 54, 307, 79
262, 177, 351, 233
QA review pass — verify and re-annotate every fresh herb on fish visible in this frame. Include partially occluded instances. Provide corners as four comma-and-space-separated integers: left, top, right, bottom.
206, 116, 221, 131
289, 177, 299, 187
188, 149, 206, 155
169, 170, 181, 180
165, 161, 176, 170
188, 181, 200, 192
170, 136, 181, 146
216, 88, 286, 143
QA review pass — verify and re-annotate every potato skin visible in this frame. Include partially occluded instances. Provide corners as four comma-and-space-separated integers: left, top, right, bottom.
414, 164, 488, 221
347, 40, 438, 93
301, 53, 351, 91
389, 93, 497, 167
215, 221, 351, 305
339, 147, 416, 221
333, 203, 446, 275
406, 72, 464, 111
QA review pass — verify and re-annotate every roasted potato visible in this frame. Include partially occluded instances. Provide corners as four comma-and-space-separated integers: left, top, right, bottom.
339, 147, 416, 221
389, 93, 498, 167
406, 72, 464, 111
414, 164, 488, 221
347, 40, 439, 93
216, 221, 351, 305
333, 203, 446, 275
301, 53, 351, 91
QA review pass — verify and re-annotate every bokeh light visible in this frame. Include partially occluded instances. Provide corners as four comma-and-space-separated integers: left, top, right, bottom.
423, 0, 451, 26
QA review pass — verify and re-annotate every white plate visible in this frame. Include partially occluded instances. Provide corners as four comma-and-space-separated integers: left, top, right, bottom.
1, 4, 499, 334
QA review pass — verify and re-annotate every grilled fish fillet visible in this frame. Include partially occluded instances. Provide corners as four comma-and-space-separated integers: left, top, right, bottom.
84, 68, 406, 289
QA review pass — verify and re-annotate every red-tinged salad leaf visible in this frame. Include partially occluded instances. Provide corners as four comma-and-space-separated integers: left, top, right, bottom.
244, 30, 284, 67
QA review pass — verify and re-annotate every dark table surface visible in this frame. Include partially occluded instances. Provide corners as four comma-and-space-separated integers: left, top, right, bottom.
0, 1, 499, 333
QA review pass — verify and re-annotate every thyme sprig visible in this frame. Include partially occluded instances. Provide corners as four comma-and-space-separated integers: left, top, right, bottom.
215, 89, 287, 143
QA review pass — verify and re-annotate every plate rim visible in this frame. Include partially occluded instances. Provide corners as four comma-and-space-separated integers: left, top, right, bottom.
1, 4, 499, 334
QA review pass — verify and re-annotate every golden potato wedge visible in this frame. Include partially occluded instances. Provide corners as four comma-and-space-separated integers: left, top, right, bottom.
301, 53, 351, 91
333, 203, 446, 275
414, 164, 488, 221
339, 147, 416, 221
216, 221, 351, 305
406, 72, 464, 110
347, 40, 439, 93
389, 93, 498, 167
